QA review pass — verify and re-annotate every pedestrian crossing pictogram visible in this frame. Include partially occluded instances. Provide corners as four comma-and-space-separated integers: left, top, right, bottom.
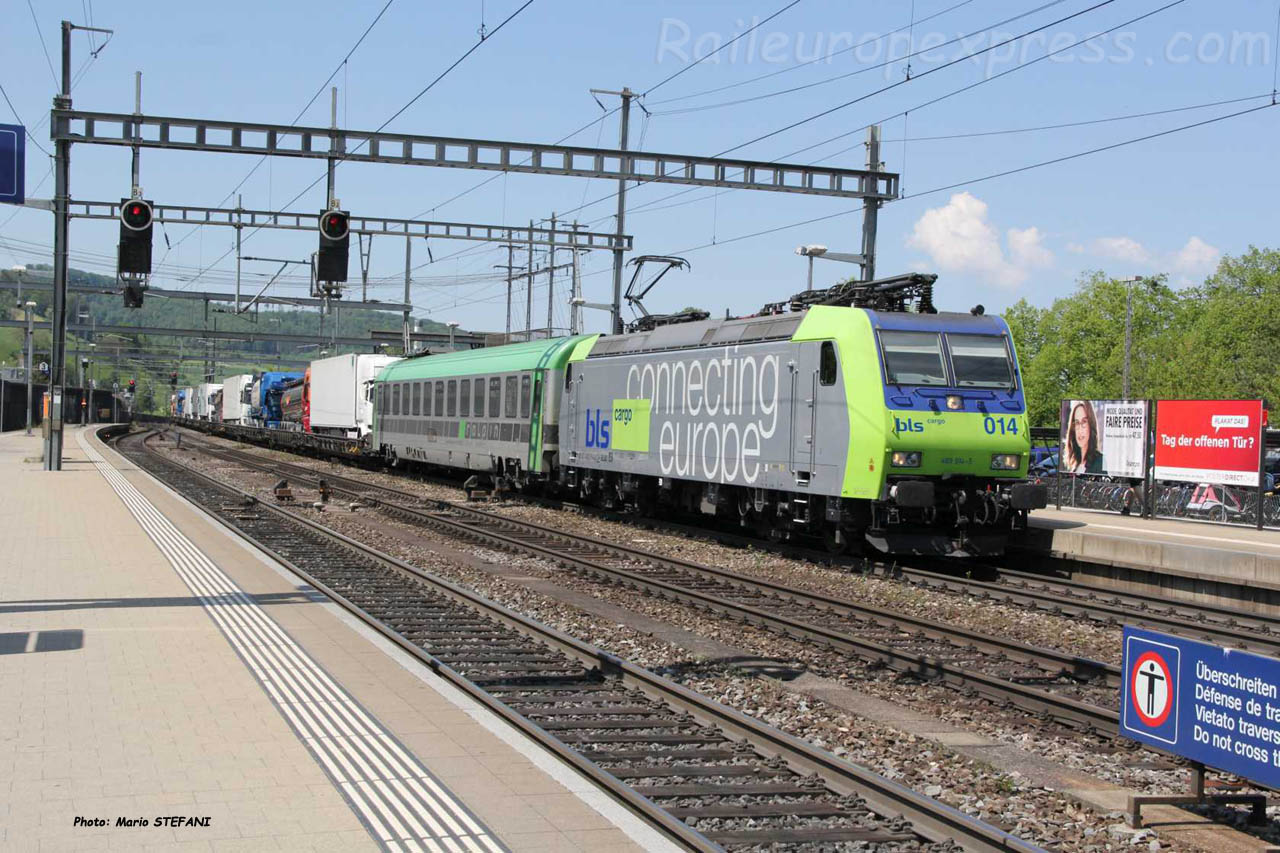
1122, 635, 1180, 746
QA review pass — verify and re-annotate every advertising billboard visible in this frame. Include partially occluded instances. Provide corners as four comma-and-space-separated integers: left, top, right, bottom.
1059, 399, 1147, 478
1154, 399, 1263, 486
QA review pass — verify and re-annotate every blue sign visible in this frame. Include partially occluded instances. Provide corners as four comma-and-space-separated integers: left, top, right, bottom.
0, 123, 24, 205
1122, 627, 1280, 787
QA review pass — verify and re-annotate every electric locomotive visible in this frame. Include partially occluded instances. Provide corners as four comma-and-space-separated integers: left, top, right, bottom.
368, 274, 1047, 557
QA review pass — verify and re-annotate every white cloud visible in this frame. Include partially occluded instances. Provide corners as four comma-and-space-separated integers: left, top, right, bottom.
1171, 236, 1220, 274
1091, 236, 1151, 264
1008, 226, 1053, 270
906, 192, 1052, 288
1066, 242, 1086, 254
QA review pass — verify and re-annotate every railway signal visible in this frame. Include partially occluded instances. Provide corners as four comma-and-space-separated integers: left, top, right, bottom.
169, 371, 178, 387
122, 279, 145, 308
128, 379, 136, 394
117, 199, 154, 274
316, 209, 350, 283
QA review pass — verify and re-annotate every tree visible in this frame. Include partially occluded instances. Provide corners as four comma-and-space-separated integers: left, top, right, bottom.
1007, 272, 1185, 424
1172, 246, 1280, 406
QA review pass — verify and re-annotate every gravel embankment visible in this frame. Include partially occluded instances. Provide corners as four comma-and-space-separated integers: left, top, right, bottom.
144, 438, 1236, 851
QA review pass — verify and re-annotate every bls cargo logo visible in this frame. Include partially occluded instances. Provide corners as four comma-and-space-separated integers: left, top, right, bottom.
894, 417, 925, 433
1121, 633, 1180, 746
586, 400, 651, 452
584, 408, 611, 448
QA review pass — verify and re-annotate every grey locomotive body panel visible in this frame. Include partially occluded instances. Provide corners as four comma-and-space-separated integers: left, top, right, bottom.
562, 340, 850, 496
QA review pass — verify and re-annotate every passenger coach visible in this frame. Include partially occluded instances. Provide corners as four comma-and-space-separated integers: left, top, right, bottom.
371, 336, 593, 485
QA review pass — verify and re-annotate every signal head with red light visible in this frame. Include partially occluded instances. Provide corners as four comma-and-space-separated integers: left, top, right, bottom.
120, 199, 154, 231
318, 210, 350, 241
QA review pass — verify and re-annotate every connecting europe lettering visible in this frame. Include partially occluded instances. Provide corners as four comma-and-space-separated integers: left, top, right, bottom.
582, 346, 784, 485
1122, 626, 1280, 787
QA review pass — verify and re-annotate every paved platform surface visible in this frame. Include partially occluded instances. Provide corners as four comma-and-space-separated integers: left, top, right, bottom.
0, 428, 665, 852
1019, 506, 1280, 588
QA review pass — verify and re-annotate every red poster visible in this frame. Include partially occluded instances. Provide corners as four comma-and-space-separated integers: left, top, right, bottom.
1154, 399, 1264, 486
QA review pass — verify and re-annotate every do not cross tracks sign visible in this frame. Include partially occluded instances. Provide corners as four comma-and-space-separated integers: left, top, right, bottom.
1122, 627, 1280, 787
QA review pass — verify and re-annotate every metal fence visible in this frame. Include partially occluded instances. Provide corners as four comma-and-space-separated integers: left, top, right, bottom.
1035, 471, 1280, 529
1032, 421, 1279, 530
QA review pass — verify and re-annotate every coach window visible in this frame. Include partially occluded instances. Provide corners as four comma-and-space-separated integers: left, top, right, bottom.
520, 374, 531, 418
489, 377, 501, 416
504, 376, 518, 418
459, 378, 471, 417
473, 378, 485, 417
412, 382, 422, 416
423, 381, 432, 416
392, 383, 400, 416
820, 342, 838, 386
447, 380, 457, 417
434, 381, 445, 414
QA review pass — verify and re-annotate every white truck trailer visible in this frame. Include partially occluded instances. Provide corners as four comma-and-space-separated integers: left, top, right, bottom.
220, 374, 254, 424
194, 382, 222, 421
309, 354, 401, 439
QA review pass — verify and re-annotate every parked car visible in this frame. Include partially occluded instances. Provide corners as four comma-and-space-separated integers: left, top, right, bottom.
1030, 448, 1058, 477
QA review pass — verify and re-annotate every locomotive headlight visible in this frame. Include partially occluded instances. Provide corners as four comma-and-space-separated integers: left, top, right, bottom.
891, 451, 922, 468
990, 453, 1021, 470
946, 395, 963, 411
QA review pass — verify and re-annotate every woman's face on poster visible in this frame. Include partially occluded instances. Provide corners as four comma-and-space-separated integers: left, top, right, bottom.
1072, 404, 1091, 448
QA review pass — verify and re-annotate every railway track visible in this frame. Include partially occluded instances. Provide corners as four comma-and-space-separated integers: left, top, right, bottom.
167, 432, 1126, 738
120, 430, 1035, 852
171, 423, 1280, 660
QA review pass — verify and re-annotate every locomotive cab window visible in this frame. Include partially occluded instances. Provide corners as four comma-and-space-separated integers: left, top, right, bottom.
879, 331, 947, 386
520, 374, 531, 418
819, 342, 838, 386
459, 379, 471, 417
473, 379, 485, 417
947, 334, 1015, 389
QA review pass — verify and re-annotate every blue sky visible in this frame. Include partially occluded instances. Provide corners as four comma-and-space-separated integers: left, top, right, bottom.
2, 0, 1278, 334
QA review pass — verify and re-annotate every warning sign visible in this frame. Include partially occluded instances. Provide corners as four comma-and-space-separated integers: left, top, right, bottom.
1123, 635, 1180, 745
1122, 627, 1280, 788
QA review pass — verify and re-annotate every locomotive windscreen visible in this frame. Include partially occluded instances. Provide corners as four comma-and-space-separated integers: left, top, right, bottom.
947, 334, 1014, 389
879, 331, 947, 386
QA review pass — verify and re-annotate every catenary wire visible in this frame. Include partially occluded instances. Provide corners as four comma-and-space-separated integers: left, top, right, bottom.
159, 0, 397, 265
716, 0, 1121, 157
26, 0, 60, 89
557, 0, 1191, 225
647, 0, 978, 107
409, 0, 804, 221
652, 0, 1070, 116
175, 0, 534, 292
0, 82, 53, 158
666, 103, 1278, 260
423, 100, 1275, 316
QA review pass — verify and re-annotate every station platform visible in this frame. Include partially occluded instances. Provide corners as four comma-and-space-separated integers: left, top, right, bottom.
1014, 506, 1280, 609
0, 427, 667, 853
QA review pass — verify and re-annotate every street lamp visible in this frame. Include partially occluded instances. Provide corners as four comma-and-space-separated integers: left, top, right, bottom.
24, 301, 36, 436
1119, 275, 1145, 399
795, 245, 828, 290
88, 343, 96, 424
12, 265, 26, 305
